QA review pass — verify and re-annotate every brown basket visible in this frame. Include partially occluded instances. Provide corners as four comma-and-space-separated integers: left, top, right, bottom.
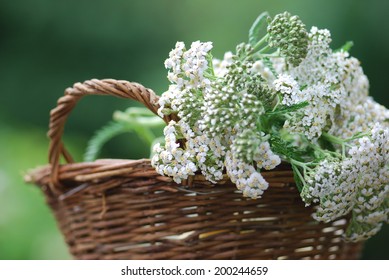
26, 79, 363, 259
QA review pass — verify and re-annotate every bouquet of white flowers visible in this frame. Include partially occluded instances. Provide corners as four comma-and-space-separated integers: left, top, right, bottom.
88, 12, 389, 242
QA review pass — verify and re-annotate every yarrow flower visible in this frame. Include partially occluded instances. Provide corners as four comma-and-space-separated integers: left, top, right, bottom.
151, 11, 389, 241
225, 151, 269, 199
273, 74, 302, 106
267, 12, 309, 66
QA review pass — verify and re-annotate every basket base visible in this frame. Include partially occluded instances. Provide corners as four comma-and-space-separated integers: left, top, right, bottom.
31, 160, 363, 259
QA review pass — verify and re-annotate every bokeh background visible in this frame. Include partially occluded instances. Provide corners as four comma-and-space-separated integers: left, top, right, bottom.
0, 0, 388, 259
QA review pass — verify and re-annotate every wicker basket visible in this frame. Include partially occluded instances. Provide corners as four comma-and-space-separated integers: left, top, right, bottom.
26, 79, 363, 259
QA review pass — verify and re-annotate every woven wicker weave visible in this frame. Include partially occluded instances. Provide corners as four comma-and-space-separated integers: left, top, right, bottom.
26, 79, 363, 259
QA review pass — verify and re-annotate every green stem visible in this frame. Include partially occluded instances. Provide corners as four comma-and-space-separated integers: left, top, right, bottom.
262, 53, 280, 57
204, 71, 217, 81
294, 165, 306, 187
321, 132, 368, 158
206, 53, 216, 77
322, 132, 345, 145
290, 158, 307, 171
309, 141, 340, 158
246, 45, 275, 62
322, 131, 369, 145
257, 44, 273, 54
132, 125, 156, 145
251, 34, 270, 53
249, 51, 281, 62
271, 94, 282, 112
290, 158, 316, 173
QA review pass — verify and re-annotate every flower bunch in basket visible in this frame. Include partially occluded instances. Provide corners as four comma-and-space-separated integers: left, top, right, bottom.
88, 12, 389, 242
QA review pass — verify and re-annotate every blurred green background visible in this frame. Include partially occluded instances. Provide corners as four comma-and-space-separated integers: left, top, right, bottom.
0, 0, 388, 259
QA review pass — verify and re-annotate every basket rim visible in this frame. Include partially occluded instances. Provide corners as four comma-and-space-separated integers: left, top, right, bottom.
25, 158, 294, 196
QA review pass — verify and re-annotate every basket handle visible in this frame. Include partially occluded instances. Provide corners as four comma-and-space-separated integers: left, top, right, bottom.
48, 79, 163, 186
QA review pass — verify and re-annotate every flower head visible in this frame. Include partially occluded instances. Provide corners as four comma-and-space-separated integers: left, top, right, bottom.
267, 12, 309, 66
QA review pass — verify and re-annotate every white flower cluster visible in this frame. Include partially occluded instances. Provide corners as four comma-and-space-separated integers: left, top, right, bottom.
271, 26, 389, 240
154, 41, 282, 198
231, 130, 281, 169
346, 124, 389, 241
302, 158, 355, 221
212, 51, 234, 77
151, 12, 389, 240
271, 26, 381, 141
187, 123, 225, 183
225, 151, 269, 199
151, 120, 225, 184
164, 41, 212, 89
255, 141, 281, 170
335, 96, 389, 138
301, 123, 389, 241
151, 121, 197, 184
158, 41, 213, 125
273, 74, 302, 106
274, 73, 339, 139
288, 27, 332, 86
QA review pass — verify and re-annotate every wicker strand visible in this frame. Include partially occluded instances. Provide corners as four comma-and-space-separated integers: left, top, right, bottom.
47, 79, 161, 189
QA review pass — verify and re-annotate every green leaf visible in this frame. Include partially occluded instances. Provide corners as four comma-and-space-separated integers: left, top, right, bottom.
84, 121, 130, 162
249, 11, 270, 46
317, 135, 336, 152
84, 107, 165, 162
262, 57, 277, 76
267, 101, 309, 115
113, 109, 165, 144
335, 41, 353, 53
269, 134, 311, 162
291, 164, 304, 192
269, 134, 294, 158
